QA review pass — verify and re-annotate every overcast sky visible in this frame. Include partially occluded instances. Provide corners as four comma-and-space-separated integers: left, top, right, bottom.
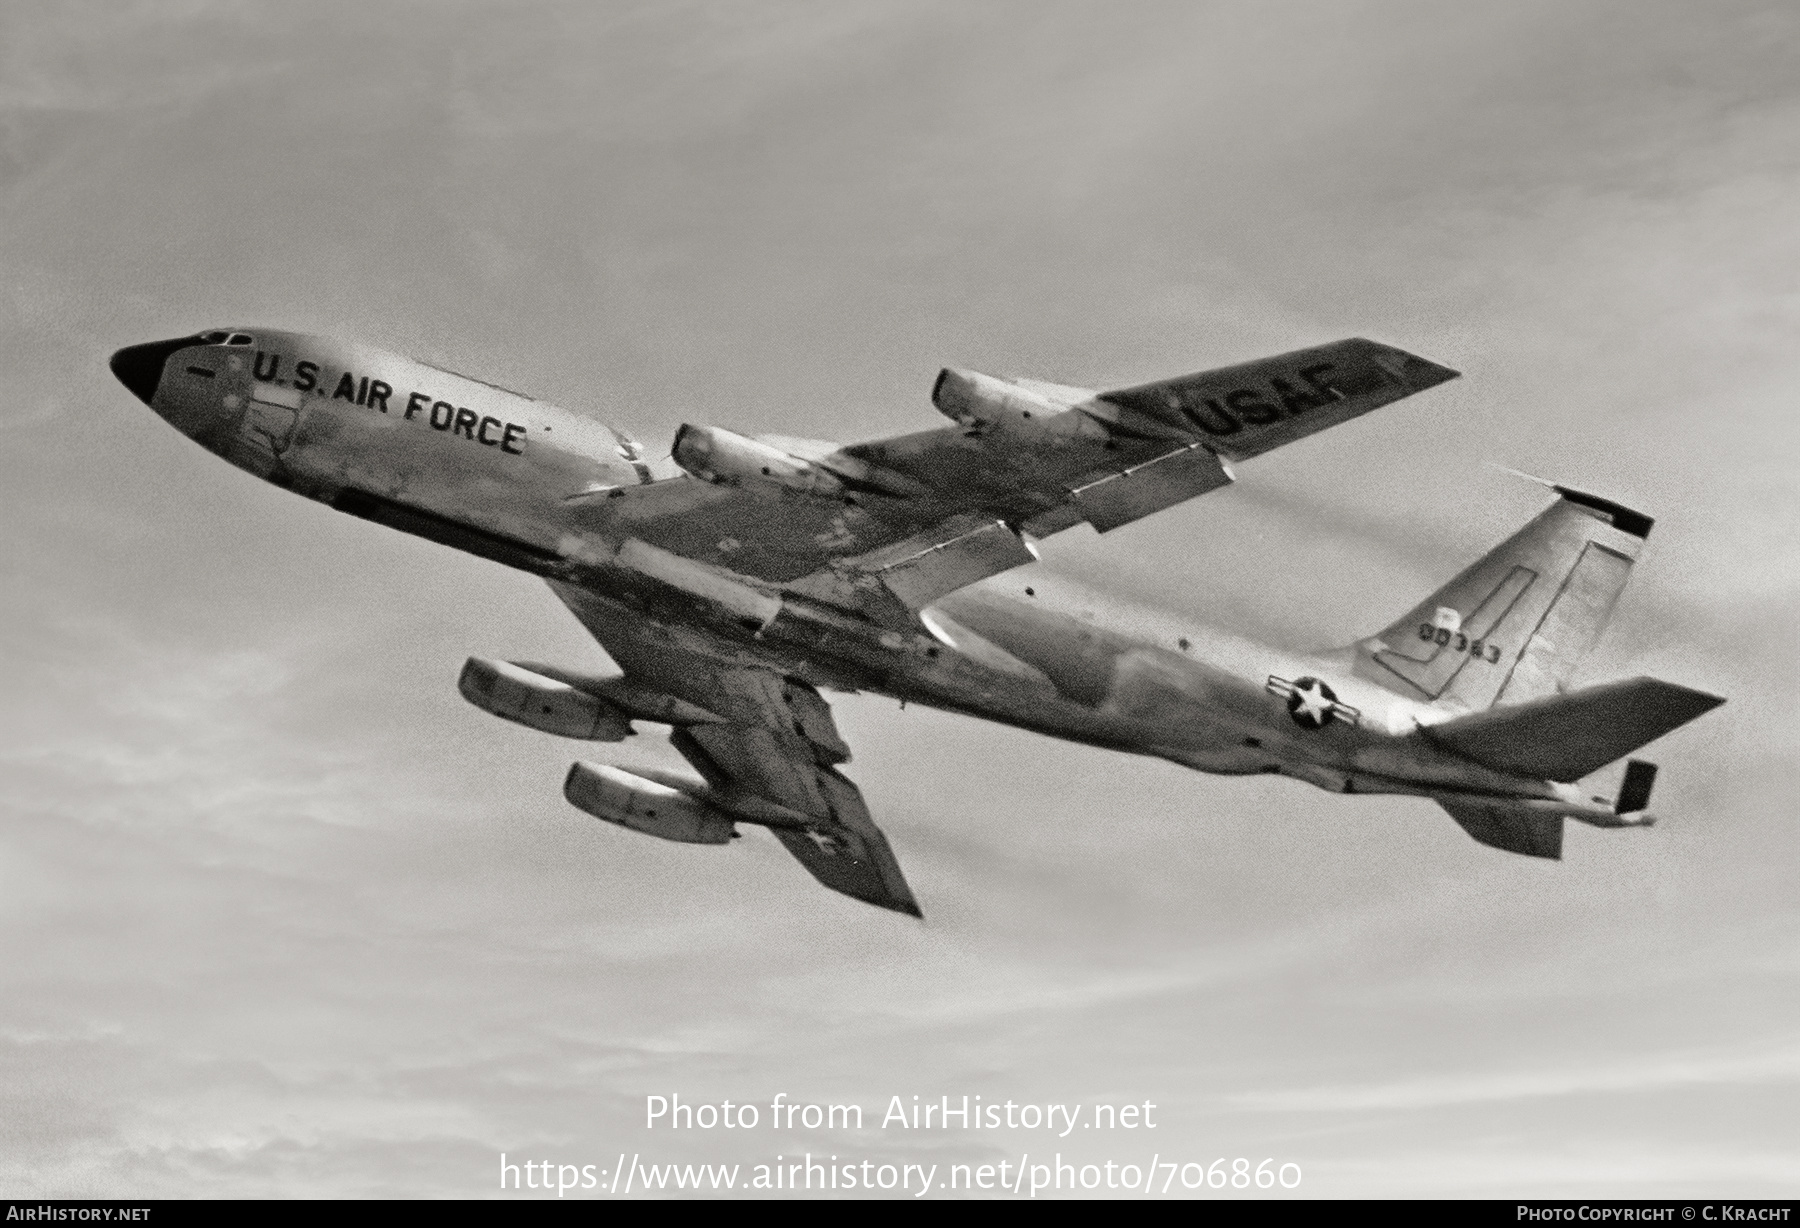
2, 0, 1796, 1199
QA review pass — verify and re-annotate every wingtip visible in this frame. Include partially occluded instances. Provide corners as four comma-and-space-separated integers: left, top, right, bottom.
1360, 339, 1460, 390
1412, 357, 1463, 389
883, 891, 924, 919
871, 896, 924, 919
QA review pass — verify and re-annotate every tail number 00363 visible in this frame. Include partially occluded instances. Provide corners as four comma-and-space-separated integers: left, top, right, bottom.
1418, 623, 1502, 664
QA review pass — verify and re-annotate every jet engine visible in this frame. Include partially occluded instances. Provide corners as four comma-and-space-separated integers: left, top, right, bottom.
564, 761, 737, 845
931, 368, 1109, 441
672, 424, 846, 496
458, 657, 633, 740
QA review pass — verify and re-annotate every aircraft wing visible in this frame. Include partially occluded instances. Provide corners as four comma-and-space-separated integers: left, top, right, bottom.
550, 581, 922, 916
571, 338, 1456, 621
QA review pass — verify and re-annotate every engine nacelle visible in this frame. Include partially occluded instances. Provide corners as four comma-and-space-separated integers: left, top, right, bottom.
458, 657, 633, 741
931, 368, 1109, 441
564, 761, 736, 845
672, 424, 845, 496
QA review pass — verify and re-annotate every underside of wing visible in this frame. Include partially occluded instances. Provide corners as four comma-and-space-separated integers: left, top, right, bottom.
675, 723, 920, 916
550, 580, 922, 916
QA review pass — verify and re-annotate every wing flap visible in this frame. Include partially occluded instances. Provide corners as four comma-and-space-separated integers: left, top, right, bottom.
873, 518, 1037, 610
1070, 442, 1235, 533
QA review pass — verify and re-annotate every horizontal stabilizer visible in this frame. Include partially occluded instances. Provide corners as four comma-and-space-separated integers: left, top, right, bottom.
1440, 800, 1564, 859
1425, 677, 1724, 782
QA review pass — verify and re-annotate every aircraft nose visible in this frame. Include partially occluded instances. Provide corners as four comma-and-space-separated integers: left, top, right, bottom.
109, 337, 194, 406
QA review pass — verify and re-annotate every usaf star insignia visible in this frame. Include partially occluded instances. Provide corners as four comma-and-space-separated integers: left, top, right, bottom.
1265, 675, 1361, 730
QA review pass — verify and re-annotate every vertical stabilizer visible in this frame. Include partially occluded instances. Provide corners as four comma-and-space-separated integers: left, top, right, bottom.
1354, 487, 1651, 712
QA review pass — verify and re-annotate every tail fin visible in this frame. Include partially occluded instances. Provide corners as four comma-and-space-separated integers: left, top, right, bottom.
1354, 486, 1652, 711
1423, 676, 1725, 781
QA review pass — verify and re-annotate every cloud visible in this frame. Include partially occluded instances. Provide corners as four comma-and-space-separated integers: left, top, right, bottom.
2, 0, 1796, 1198
1229, 1045, 1800, 1113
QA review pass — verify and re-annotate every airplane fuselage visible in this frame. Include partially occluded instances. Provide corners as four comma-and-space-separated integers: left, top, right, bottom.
113, 329, 1601, 820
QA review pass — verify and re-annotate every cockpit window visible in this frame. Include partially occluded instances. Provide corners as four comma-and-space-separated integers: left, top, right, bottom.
198, 331, 230, 344
226, 333, 254, 346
